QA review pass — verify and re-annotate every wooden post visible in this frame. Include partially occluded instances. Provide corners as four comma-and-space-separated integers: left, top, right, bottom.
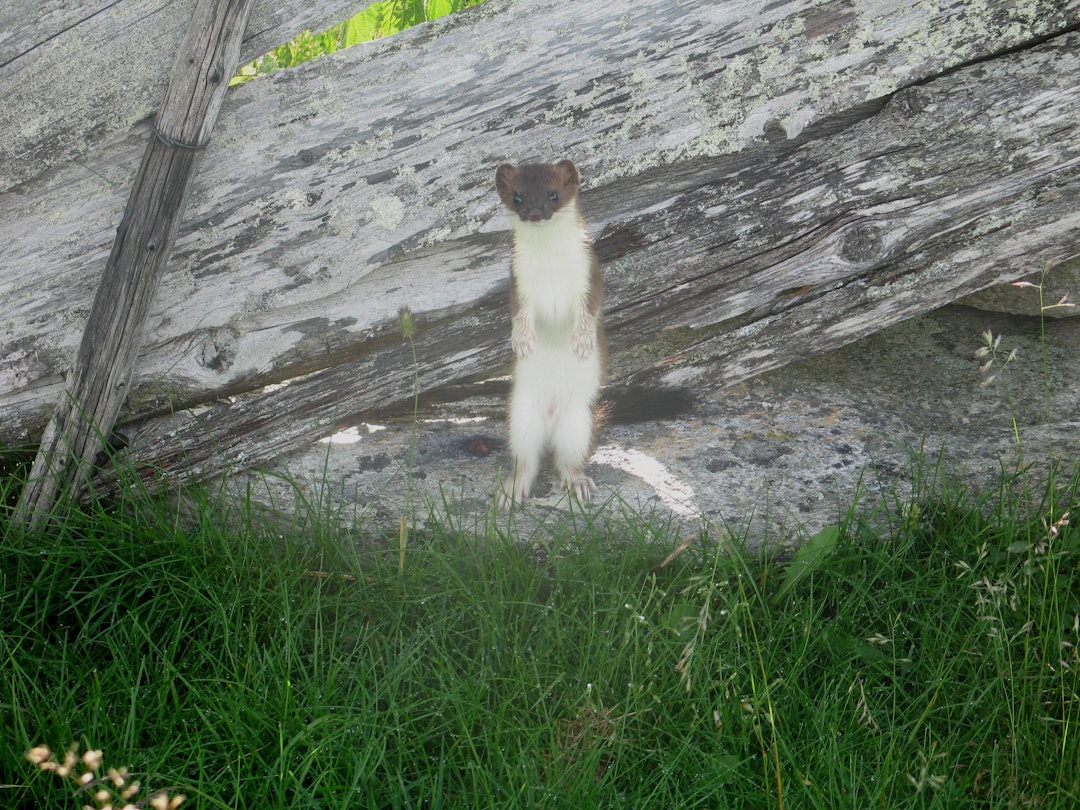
14, 0, 257, 527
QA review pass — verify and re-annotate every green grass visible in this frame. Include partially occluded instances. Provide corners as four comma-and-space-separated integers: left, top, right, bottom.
1, 461, 1078, 808
232, 0, 487, 85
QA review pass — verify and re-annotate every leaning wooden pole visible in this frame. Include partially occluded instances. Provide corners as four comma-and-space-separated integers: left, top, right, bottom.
15, 0, 257, 528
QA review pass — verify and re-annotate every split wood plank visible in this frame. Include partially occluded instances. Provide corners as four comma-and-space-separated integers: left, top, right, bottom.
14, 0, 258, 526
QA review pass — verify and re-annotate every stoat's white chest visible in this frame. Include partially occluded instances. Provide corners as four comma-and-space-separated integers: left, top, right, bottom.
510, 205, 592, 331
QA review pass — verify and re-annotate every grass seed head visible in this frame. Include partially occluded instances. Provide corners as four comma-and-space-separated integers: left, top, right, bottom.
398, 305, 417, 338
26, 744, 183, 809
26, 746, 53, 767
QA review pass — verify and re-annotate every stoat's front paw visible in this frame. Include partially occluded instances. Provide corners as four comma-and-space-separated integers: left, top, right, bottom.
511, 312, 535, 358
572, 311, 598, 359
511, 328, 535, 359
571, 327, 596, 359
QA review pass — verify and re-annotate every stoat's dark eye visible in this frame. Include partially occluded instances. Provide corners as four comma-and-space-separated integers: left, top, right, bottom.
512, 193, 523, 205
548, 191, 559, 202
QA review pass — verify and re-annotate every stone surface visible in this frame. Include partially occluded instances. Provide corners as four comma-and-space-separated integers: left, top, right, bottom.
958, 258, 1079, 318
235, 304, 1079, 551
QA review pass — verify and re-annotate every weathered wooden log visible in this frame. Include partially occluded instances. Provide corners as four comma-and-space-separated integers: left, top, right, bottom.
3, 0, 1079, 497
13, 0, 258, 525
94, 29, 1080, 494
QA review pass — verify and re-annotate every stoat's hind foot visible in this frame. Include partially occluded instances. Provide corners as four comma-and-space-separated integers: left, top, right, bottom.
562, 472, 597, 503
496, 484, 515, 512
497, 473, 531, 512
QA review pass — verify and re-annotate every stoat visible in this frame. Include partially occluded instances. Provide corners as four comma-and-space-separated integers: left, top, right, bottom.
494, 159, 605, 508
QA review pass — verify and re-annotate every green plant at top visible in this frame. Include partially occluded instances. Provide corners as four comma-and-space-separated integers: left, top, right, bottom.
232, 0, 486, 84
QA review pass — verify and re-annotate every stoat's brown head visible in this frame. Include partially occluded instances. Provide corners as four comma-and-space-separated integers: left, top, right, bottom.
495, 159, 580, 223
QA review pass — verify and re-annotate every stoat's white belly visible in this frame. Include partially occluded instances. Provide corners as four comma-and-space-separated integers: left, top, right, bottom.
513, 342, 602, 414
510, 207, 592, 328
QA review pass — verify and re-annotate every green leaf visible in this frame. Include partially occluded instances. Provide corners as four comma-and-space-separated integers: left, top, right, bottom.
427, 0, 456, 18
771, 524, 841, 604
343, 6, 385, 46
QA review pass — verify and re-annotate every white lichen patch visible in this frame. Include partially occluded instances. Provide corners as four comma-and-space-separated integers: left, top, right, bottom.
807, 37, 832, 61
253, 194, 284, 217
394, 164, 426, 198
864, 74, 900, 101
328, 126, 395, 167
415, 224, 453, 250
847, 14, 877, 54
282, 189, 316, 210
755, 44, 795, 82
629, 53, 657, 89
369, 195, 406, 231
972, 215, 1015, 238
479, 31, 532, 63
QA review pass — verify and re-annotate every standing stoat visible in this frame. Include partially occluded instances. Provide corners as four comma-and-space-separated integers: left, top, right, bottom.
494, 159, 605, 508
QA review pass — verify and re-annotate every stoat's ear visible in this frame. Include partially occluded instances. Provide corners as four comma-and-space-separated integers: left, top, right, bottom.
495, 163, 518, 206
495, 163, 516, 190
555, 159, 579, 190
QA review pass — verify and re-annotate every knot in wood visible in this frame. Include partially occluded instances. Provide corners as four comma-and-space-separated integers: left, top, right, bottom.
762, 118, 788, 142
198, 327, 240, 372
839, 222, 882, 264
889, 87, 928, 118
